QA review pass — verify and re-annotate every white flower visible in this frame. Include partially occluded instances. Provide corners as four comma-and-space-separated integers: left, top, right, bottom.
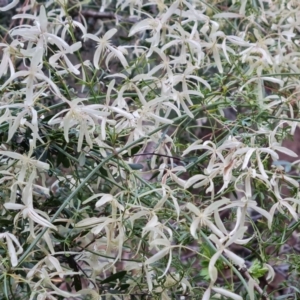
0, 139, 49, 183
138, 212, 175, 279
269, 184, 300, 226
29, 268, 81, 299
0, 88, 47, 146
48, 98, 110, 152
0, 232, 23, 267
235, 167, 272, 198
186, 198, 230, 239
208, 228, 248, 284
76, 193, 126, 260
4, 174, 56, 232
27, 254, 64, 279
160, 165, 186, 187
0, 40, 22, 78
240, 29, 274, 65
131, 1, 183, 55
202, 284, 242, 300
152, 184, 181, 220
0, 47, 61, 101
85, 28, 128, 70
11, 6, 71, 53
200, 228, 249, 300
49, 41, 82, 75
220, 196, 272, 232
234, 147, 279, 179
201, 21, 227, 73
84, 193, 124, 219
184, 140, 225, 170
185, 170, 217, 194
161, 22, 203, 65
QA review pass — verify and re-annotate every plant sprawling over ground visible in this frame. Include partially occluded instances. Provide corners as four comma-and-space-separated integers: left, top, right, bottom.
1, 0, 300, 299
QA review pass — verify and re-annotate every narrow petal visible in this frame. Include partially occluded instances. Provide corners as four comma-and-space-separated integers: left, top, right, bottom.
28, 209, 57, 230
185, 175, 206, 189
256, 152, 268, 179
104, 28, 117, 40
224, 249, 245, 267
190, 217, 201, 238
208, 250, 222, 283
212, 286, 242, 300
4, 203, 24, 210
242, 148, 255, 169
186, 202, 201, 215
0, 0, 18, 11
145, 247, 169, 265
6, 236, 18, 266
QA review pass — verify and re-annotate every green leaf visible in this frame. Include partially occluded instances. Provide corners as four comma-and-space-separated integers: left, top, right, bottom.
3, 275, 9, 299
128, 163, 144, 170
242, 117, 252, 126
56, 151, 70, 168
100, 271, 127, 284
119, 283, 130, 291
200, 268, 210, 280
248, 259, 268, 279
108, 284, 130, 294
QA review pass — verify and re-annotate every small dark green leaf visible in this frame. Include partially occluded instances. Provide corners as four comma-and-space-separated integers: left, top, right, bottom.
57, 151, 70, 168
3, 275, 9, 299
242, 117, 252, 126
100, 271, 127, 284
232, 190, 238, 200
128, 163, 144, 170
148, 170, 160, 181
119, 283, 130, 291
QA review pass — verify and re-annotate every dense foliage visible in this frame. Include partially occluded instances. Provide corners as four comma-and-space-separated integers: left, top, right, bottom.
1, 0, 300, 299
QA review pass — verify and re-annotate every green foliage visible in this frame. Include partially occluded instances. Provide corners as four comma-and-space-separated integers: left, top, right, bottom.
0, 0, 300, 299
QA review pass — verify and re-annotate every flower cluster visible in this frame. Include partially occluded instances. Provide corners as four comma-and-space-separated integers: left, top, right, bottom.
0, 0, 300, 299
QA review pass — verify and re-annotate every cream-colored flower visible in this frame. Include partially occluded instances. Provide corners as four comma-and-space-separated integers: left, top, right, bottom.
186, 198, 230, 239
48, 98, 110, 152
85, 29, 128, 70
4, 180, 57, 232
0, 139, 49, 183
0, 232, 23, 267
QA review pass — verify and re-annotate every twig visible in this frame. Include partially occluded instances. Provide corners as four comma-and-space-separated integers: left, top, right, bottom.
81, 10, 139, 23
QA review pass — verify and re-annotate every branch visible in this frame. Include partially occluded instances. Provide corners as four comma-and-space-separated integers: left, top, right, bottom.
80, 10, 139, 23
